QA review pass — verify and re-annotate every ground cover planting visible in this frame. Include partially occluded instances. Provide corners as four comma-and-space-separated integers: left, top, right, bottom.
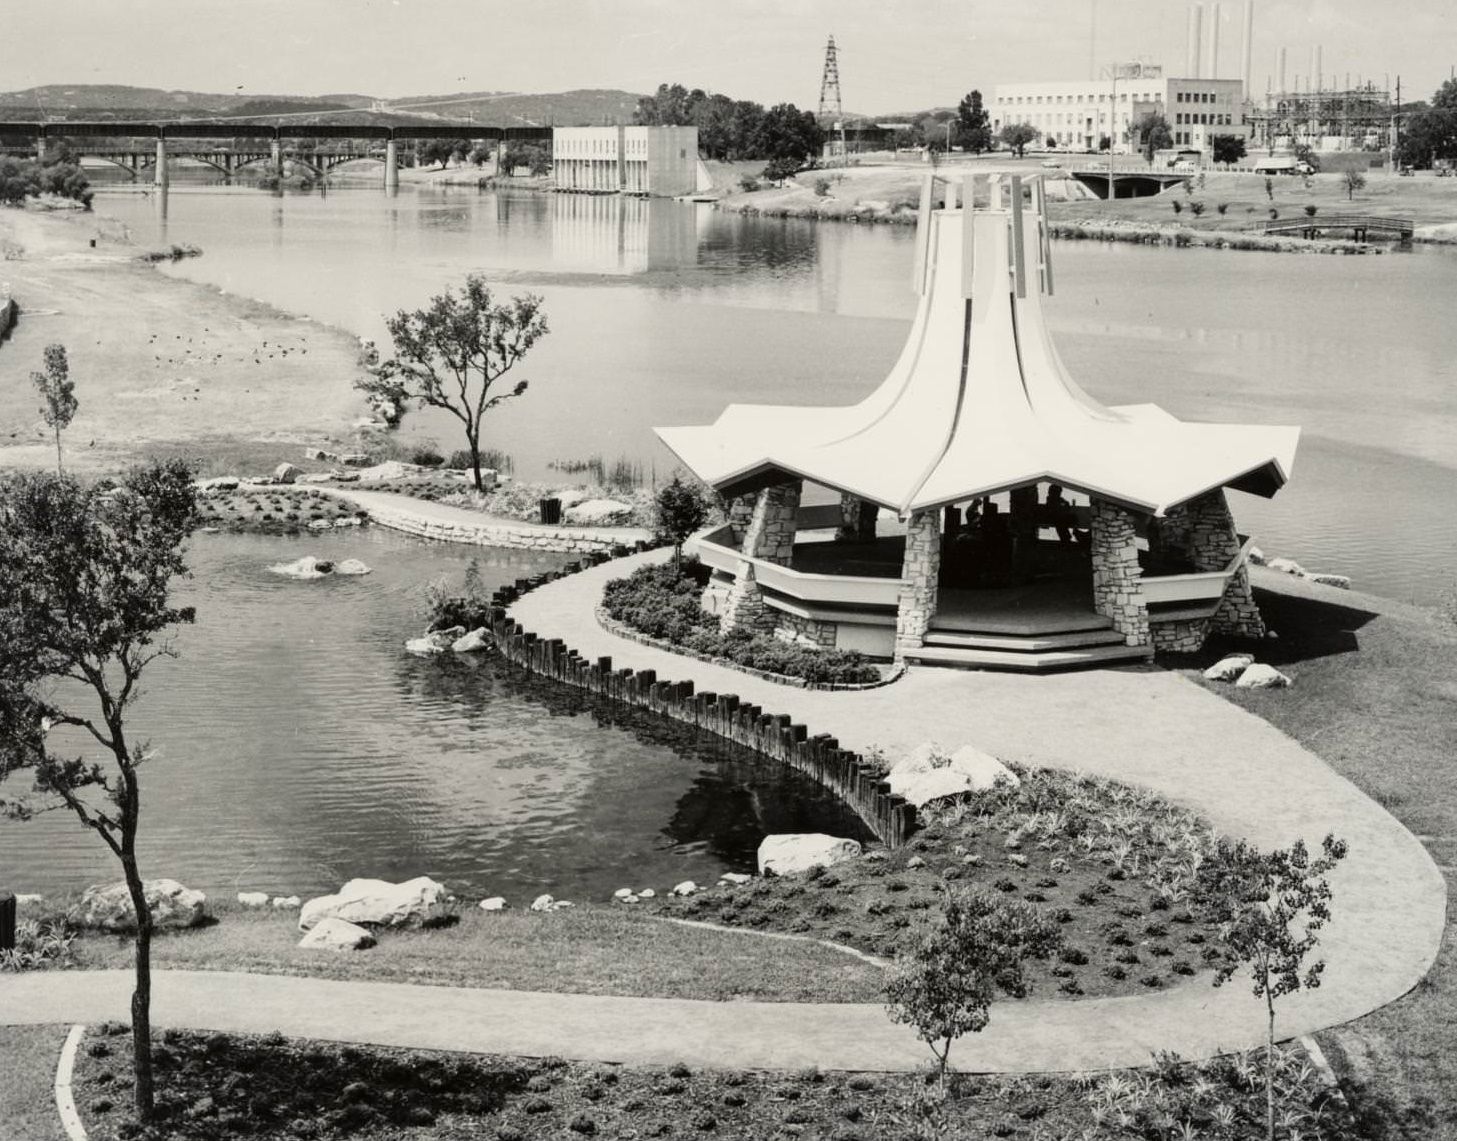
646, 763, 1233, 1000
69, 1025, 1356, 1141
0, 1024, 70, 1141
195, 487, 366, 534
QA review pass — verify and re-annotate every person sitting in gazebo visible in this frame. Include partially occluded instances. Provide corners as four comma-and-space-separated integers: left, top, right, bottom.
1044, 483, 1077, 545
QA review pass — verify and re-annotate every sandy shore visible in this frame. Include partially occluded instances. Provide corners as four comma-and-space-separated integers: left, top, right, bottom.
0, 205, 370, 475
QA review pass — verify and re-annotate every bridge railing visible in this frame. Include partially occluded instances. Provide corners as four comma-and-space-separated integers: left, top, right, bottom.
1258, 214, 1413, 234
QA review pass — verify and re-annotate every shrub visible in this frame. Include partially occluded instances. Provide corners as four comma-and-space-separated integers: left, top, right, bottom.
1304, 204, 1318, 217
1217, 202, 1229, 215
1189, 201, 1206, 216
1269, 208, 1279, 220
813, 178, 831, 197
738, 175, 761, 193
0, 906, 80, 971
1171, 199, 1183, 214
409, 444, 444, 467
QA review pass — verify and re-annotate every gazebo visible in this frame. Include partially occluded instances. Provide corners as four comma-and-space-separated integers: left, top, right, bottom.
656, 174, 1298, 670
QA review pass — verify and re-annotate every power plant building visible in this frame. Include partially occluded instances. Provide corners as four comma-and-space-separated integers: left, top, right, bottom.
552, 126, 699, 198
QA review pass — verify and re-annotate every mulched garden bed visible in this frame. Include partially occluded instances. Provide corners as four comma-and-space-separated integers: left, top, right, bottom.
644, 763, 1234, 1000
73, 1025, 1354, 1141
196, 488, 367, 535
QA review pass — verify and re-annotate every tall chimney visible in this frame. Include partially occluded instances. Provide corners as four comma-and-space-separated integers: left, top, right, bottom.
1209, 3, 1221, 78
1309, 46, 1319, 92
1241, 1, 1255, 97
1189, 5, 1203, 78
1316, 45, 1322, 91
1278, 45, 1287, 92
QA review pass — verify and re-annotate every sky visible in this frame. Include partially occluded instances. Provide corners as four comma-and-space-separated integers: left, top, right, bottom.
2, 0, 1453, 112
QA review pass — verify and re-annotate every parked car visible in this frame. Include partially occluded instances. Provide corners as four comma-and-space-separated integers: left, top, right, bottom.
1040, 158, 1062, 168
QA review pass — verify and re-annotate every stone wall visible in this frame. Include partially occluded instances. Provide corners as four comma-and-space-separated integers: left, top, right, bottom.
894, 510, 941, 659
1152, 618, 1207, 653
719, 481, 801, 636
343, 495, 642, 555
774, 611, 838, 650
1182, 490, 1266, 639
836, 494, 879, 543
726, 495, 756, 546
1090, 499, 1150, 646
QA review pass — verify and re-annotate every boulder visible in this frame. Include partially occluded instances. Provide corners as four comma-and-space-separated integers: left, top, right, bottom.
945, 745, 1019, 790
720, 872, 752, 886
272, 896, 301, 909
530, 894, 556, 912
637, 889, 656, 899
333, 517, 362, 528
1236, 663, 1293, 689
268, 556, 333, 580
79, 879, 208, 932
671, 881, 697, 897
307, 519, 334, 531
478, 896, 507, 911
1303, 572, 1351, 589
303, 448, 336, 462
1247, 546, 1266, 566
405, 627, 465, 656
297, 473, 336, 485
452, 628, 491, 653
612, 888, 635, 900
273, 463, 301, 484
334, 559, 371, 576
298, 917, 376, 952
891, 767, 979, 808
16, 894, 45, 907
551, 900, 574, 910
354, 460, 425, 483
339, 453, 371, 467
1202, 654, 1254, 682
563, 498, 634, 525
197, 476, 239, 492
237, 891, 270, 908
1267, 557, 1305, 577
757, 834, 863, 877
297, 876, 449, 932
551, 489, 591, 509
886, 742, 1017, 805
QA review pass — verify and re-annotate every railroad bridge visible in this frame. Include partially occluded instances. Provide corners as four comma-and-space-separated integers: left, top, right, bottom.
0, 122, 553, 189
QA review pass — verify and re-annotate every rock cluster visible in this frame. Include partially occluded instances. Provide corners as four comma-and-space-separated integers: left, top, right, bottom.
298, 876, 450, 932
80, 879, 209, 932
1201, 656, 1293, 689
884, 742, 1018, 808
268, 555, 371, 580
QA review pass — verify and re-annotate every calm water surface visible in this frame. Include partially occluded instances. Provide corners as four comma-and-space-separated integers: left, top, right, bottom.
0, 528, 870, 899
99, 182, 1457, 605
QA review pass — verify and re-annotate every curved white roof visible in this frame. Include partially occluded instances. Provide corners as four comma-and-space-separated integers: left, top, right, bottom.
656, 176, 1298, 517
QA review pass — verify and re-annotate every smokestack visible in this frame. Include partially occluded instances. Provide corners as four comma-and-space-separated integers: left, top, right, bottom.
1309, 46, 1319, 92
1209, 3, 1221, 78
1189, 5, 1203, 78
1278, 45, 1287, 92
1241, 0, 1254, 97
1316, 45, 1322, 90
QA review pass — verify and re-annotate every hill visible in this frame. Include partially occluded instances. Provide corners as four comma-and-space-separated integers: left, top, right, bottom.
342, 88, 644, 126
0, 85, 376, 119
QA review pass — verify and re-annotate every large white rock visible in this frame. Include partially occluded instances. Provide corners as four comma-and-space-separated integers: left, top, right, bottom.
273, 462, 301, 484
297, 876, 449, 932
272, 896, 301, 909
1267, 557, 1306, 577
334, 559, 372, 576
268, 556, 334, 580
886, 742, 1018, 801
1236, 663, 1293, 689
530, 894, 556, 912
237, 891, 270, 908
892, 767, 981, 808
80, 879, 209, 932
478, 896, 507, 911
720, 872, 752, 885
757, 834, 863, 876
1203, 654, 1254, 682
452, 628, 491, 653
945, 745, 1020, 790
551, 489, 591, 509
197, 476, 239, 492
298, 917, 376, 952
1303, 572, 1351, 589
563, 498, 634, 525
671, 881, 697, 897
405, 627, 465, 656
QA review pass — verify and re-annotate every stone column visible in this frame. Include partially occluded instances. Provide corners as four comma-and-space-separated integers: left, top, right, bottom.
1182, 489, 1266, 639
835, 493, 878, 543
384, 139, 399, 193
726, 494, 756, 546
719, 480, 801, 635
1090, 498, 1150, 646
894, 510, 942, 659
154, 137, 169, 191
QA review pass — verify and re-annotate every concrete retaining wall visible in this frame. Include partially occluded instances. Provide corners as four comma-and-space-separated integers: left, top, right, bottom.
360, 497, 636, 555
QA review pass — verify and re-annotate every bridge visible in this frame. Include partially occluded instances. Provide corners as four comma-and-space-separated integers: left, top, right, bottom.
1257, 213, 1413, 242
0, 121, 553, 189
1067, 166, 1192, 199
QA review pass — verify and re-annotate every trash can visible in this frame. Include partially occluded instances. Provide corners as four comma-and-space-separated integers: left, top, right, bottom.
538, 497, 562, 525
0, 892, 15, 952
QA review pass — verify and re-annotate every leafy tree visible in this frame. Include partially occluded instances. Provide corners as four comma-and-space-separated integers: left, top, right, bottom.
634, 82, 696, 126
1344, 169, 1367, 199
1265, 176, 1274, 201
1194, 834, 1348, 1141
1398, 79, 1457, 168
1212, 134, 1247, 166
885, 889, 1059, 1083
758, 103, 825, 164
357, 275, 548, 491
418, 139, 458, 169
998, 123, 1037, 158
761, 156, 800, 186
502, 142, 551, 177
655, 476, 710, 567
954, 90, 992, 153
1292, 141, 1321, 173
0, 459, 200, 1127
1304, 204, 1318, 217
31, 343, 78, 474
1137, 112, 1173, 161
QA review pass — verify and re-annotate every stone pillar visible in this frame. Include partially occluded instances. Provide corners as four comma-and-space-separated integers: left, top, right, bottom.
1182, 489, 1266, 639
270, 139, 283, 178
36, 136, 46, 163
154, 138, 169, 191
384, 139, 399, 192
894, 510, 942, 659
726, 495, 756, 546
1090, 498, 1150, 647
835, 493, 878, 543
719, 480, 801, 636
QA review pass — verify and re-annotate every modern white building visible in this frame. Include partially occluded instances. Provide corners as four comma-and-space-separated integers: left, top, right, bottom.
552, 126, 699, 197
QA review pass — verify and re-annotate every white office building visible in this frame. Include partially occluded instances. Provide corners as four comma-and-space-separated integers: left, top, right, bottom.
552, 126, 699, 198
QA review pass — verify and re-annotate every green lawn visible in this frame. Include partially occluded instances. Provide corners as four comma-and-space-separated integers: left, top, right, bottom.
67, 903, 885, 1004
0, 1024, 68, 1141
1187, 574, 1457, 1138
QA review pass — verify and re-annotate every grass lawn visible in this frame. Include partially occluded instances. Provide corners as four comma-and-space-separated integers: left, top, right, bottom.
0, 1024, 68, 1141
69, 1023, 1353, 1141
1184, 572, 1457, 1138
64, 903, 885, 1004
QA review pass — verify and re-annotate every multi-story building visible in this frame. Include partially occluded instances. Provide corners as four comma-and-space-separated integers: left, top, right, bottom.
551, 126, 699, 197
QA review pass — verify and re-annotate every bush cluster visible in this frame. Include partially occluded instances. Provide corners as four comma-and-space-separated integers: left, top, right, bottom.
602, 561, 880, 685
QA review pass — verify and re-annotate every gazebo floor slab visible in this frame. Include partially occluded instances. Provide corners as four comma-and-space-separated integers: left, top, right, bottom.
931, 581, 1107, 637
903, 641, 1152, 672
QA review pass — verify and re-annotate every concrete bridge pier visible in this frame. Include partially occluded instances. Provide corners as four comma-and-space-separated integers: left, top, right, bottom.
270, 139, 283, 177
384, 139, 399, 193
36, 137, 46, 163
154, 138, 169, 190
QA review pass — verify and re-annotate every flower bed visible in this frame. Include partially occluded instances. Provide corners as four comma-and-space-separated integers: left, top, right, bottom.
195, 488, 366, 535
602, 561, 883, 686
644, 763, 1232, 1000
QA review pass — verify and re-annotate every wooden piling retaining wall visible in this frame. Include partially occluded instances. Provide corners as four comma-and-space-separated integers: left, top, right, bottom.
488, 548, 918, 849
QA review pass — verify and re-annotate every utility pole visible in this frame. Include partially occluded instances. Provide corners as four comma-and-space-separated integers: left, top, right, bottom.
818, 35, 846, 167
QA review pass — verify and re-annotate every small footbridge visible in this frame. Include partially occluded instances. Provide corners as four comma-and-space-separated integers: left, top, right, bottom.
1257, 214, 1414, 242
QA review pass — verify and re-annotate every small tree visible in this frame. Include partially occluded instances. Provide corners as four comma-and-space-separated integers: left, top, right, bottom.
885, 889, 1059, 1084
997, 123, 1037, 158
1344, 169, 1367, 199
1212, 134, 1247, 166
1265, 176, 1275, 201
1194, 834, 1348, 1141
1137, 112, 1173, 162
654, 476, 709, 568
0, 460, 200, 1127
1304, 204, 1319, 217
762, 156, 800, 186
31, 343, 78, 474
1189, 200, 1206, 216
357, 276, 548, 491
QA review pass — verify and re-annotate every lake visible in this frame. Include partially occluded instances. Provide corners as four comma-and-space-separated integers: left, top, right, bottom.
98, 181, 1457, 607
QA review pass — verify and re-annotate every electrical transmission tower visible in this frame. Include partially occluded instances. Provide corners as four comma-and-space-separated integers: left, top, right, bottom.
819, 35, 846, 165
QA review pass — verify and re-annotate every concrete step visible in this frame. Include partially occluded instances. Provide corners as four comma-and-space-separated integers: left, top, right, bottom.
924, 627, 1127, 652
902, 642, 1153, 673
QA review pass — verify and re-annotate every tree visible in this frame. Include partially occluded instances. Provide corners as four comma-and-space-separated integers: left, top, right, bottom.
418, 139, 457, 169
1194, 834, 1348, 1141
31, 343, 78, 474
0, 459, 200, 1127
761, 156, 800, 186
358, 276, 548, 492
1212, 134, 1247, 166
1398, 79, 1457, 169
954, 90, 992, 153
1344, 169, 1368, 199
1292, 141, 1321, 173
501, 142, 551, 177
654, 476, 709, 568
1137, 112, 1173, 161
998, 123, 1037, 158
757, 103, 825, 164
885, 889, 1059, 1083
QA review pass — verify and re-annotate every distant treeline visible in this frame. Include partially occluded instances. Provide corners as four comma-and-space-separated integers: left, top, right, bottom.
0, 147, 92, 208
633, 83, 825, 164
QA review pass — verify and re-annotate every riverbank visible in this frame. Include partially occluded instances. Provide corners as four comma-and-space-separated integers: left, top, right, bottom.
0, 205, 369, 475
